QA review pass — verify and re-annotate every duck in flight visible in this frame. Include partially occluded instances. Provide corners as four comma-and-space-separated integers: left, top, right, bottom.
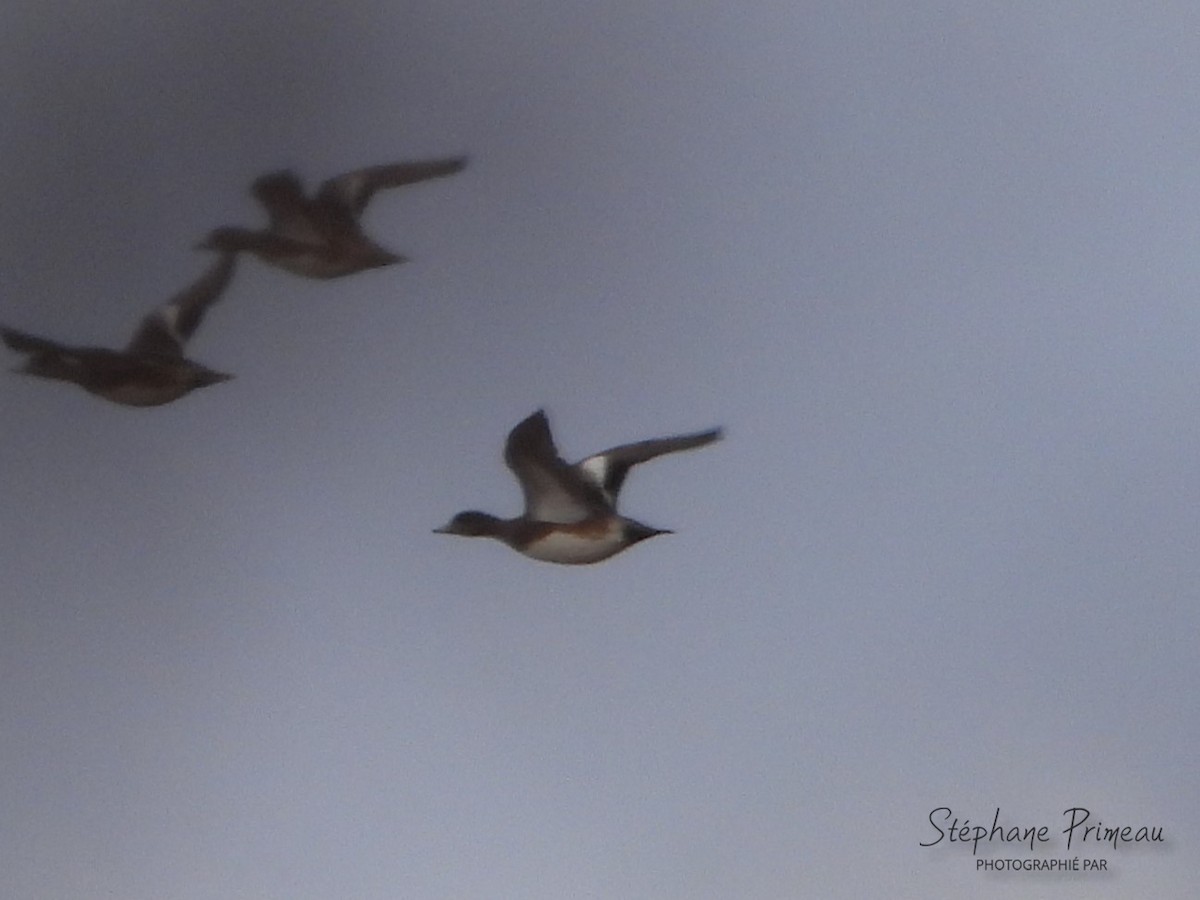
435, 409, 722, 564
198, 157, 467, 279
1, 253, 237, 406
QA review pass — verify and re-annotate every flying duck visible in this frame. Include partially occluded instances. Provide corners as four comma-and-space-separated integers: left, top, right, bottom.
434, 409, 722, 564
1, 253, 237, 406
198, 157, 467, 279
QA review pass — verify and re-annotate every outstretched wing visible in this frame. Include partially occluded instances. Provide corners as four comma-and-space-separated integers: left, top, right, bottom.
316, 157, 467, 218
251, 171, 311, 225
574, 427, 723, 509
504, 409, 607, 523
126, 253, 237, 357
1, 325, 67, 356
248, 170, 337, 244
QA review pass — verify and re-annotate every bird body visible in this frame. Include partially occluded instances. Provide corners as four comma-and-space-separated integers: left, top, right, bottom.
1, 253, 237, 406
200, 158, 467, 278
435, 410, 721, 564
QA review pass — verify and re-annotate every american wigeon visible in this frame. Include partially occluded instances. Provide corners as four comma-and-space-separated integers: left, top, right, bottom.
198, 157, 467, 279
1, 253, 237, 406
435, 409, 722, 564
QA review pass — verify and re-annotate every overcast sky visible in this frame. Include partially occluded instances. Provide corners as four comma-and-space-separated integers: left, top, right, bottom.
1, 2, 1197, 897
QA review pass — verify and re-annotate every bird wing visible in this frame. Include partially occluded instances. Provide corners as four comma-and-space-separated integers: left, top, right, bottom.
126, 253, 236, 357
316, 157, 467, 218
1, 325, 67, 356
250, 171, 327, 242
574, 427, 723, 509
504, 409, 608, 523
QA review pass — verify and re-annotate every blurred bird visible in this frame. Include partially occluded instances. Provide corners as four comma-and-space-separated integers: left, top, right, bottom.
435, 409, 722, 564
1, 253, 237, 406
198, 157, 467, 279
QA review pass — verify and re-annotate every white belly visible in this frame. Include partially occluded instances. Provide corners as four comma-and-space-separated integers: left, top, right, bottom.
521, 522, 629, 565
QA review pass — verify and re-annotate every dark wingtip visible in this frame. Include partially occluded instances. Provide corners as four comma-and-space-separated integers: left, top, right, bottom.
1, 326, 40, 354
514, 408, 549, 430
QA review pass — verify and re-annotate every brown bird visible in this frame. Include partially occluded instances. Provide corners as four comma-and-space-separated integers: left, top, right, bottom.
198, 157, 467, 279
1, 253, 237, 406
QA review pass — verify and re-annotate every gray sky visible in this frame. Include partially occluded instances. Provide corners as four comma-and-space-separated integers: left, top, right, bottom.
1, 2, 1196, 897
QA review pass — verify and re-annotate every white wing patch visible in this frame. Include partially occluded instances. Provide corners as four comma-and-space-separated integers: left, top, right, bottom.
158, 306, 183, 344
576, 455, 611, 492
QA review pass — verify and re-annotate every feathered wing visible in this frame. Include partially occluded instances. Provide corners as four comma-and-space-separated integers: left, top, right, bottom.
503, 410, 608, 523
247, 170, 332, 243
126, 253, 237, 357
1, 326, 68, 356
316, 157, 468, 218
252, 171, 310, 224
574, 428, 723, 508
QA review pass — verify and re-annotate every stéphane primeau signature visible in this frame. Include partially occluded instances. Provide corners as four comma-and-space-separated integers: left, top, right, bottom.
921, 807, 1164, 854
